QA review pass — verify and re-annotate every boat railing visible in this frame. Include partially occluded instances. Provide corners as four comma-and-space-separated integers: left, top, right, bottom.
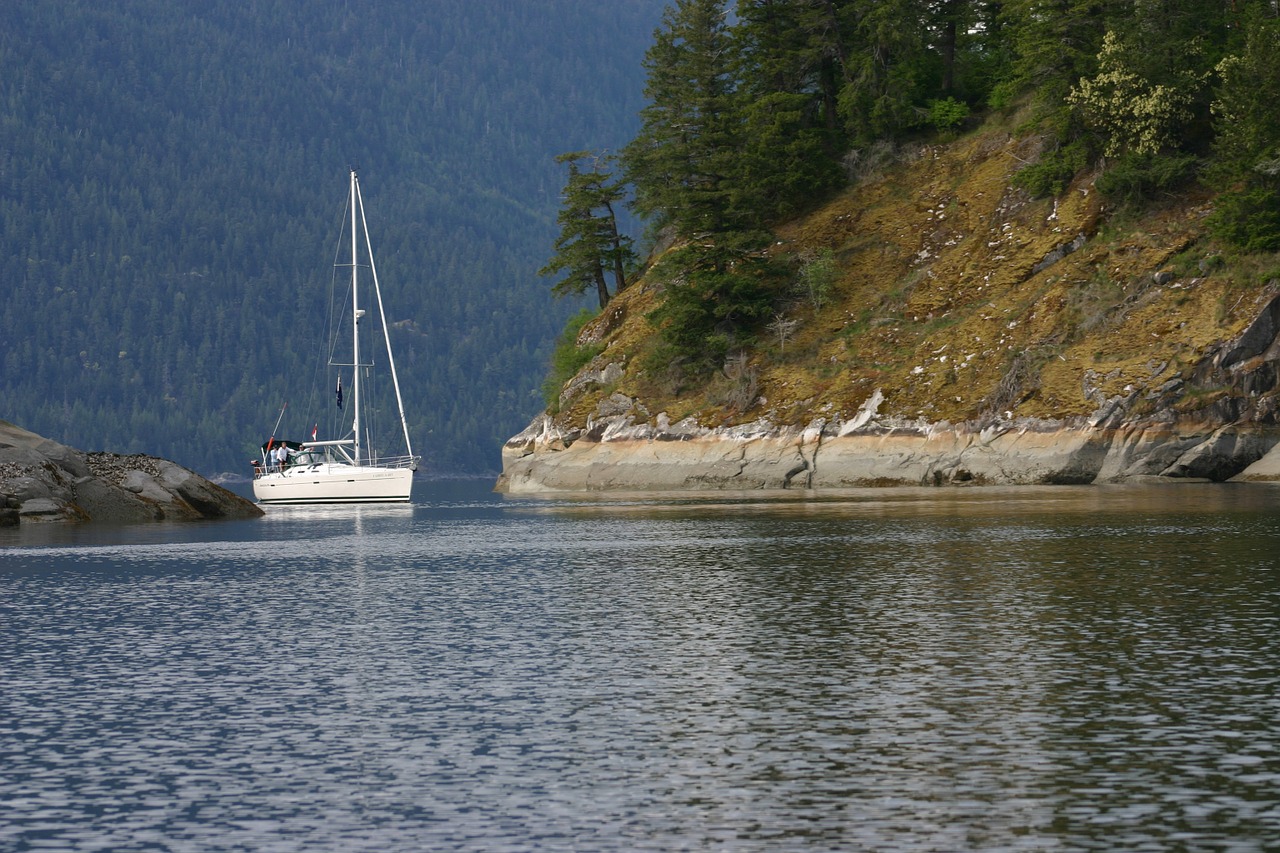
368, 454, 420, 470
252, 453, 419, 478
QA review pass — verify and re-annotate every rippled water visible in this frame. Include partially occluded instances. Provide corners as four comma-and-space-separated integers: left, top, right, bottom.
3, 482, 1280, 851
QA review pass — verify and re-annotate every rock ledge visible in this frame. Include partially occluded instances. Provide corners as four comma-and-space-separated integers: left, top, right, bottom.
0, 420, 263, 525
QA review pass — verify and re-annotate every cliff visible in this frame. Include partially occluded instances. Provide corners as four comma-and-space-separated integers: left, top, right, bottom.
498, 125, 1280, 493
0, 420, 263, 524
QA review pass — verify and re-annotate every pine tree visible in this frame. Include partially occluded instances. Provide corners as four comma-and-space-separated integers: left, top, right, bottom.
539, 151, 635, 309
623, 0, 778, 373
838, 0, 930, 143
624, 0, 743, 237
734, 0, 844, 220
1208, 7, 1280, 249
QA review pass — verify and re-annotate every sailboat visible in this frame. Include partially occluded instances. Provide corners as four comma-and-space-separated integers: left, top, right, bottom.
252, 170, 419, 504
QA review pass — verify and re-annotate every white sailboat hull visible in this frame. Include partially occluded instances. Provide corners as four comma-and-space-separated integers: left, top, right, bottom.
253, 464, 414, 504
250, 171, 419, 506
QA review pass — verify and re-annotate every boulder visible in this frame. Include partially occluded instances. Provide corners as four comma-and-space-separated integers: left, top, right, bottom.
0, 420, 262, 524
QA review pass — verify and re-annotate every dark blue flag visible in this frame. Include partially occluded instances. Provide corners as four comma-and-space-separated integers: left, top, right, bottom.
336, 375, 343, 409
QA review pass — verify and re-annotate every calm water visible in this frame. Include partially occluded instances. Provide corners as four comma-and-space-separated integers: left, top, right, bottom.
3, 481, 1280, 851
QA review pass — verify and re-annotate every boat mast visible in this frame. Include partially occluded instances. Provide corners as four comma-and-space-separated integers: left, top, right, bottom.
350, 169, 361, 465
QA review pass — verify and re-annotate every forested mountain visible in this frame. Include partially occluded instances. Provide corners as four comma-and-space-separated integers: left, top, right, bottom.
0, 0, 666, 476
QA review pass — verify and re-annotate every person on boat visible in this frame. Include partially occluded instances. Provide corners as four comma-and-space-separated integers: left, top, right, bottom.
275, 443, 289, 473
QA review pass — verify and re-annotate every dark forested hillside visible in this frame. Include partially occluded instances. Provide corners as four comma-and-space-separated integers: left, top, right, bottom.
0, 0, 665, 476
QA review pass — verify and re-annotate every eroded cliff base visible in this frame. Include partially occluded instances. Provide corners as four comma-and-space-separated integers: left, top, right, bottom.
498, 411, 1280, 494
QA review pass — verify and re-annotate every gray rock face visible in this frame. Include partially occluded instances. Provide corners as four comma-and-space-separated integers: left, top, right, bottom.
0, 420, 263, 525
496, 411, 1279, 493
495, 295, 1280, 494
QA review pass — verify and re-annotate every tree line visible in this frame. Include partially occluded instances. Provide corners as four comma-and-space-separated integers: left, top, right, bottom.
0, 0, 668, 475
542, 0, 1280, 374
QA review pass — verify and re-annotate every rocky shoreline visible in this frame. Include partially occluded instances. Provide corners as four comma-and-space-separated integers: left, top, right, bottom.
497, 408, 1280, 493
497, 295, 1280, 493
1, 420, 262, 525
497, 233, 1280, 495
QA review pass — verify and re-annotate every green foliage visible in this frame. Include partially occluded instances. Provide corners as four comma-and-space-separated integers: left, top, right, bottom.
998, 0, 1111, 111
1068, 31, 1205, 159
624, 0, 742, 237
1208, 184, 1280, 252
540, 151, 635, 310
926, 97, 970, 133
542, 309, 605, 409
797, 248, 837, 310
1095, 152, 1199, 207
1211, 11, 1280, 179
1012, 140, 1091, 198
645, 241, 775, 375
736, 92, 842, 223
1207, 10, 1280, 251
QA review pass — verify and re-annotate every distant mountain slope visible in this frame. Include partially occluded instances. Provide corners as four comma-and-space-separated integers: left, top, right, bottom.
0, 0, 666, 476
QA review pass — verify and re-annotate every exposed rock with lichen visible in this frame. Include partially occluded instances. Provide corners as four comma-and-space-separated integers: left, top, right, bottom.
0, 420, 262, 525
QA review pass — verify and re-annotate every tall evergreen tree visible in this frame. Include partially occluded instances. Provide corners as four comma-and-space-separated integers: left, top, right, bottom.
998, 0, 1112, 109
839, 0, 930, 143
733, 0, 845, 220
624, 0, 777, 373
540, 151, 635, 309
624, 0, 743, 237
1208, 6, 1280, 249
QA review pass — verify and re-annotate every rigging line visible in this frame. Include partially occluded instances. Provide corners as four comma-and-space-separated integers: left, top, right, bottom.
320, 183, 351, 440
354, 172, 415, 459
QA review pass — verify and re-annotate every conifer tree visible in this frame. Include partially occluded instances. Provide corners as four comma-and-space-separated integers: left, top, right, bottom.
838, 0, 929, 143
540, 151, 635, 309
623, 0, 742, 237
1208, 7, 1280, 249
734, 0, 844, 220
623, 0, 776, 373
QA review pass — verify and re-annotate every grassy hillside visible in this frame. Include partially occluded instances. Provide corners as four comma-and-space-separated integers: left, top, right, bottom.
551, 116, 1280, 434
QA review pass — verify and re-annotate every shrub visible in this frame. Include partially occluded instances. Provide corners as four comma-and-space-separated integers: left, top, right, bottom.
541, 308, 603, 408
1208, 184, 1280, 251
927, 97, 970, 133
1012, 139, 1091, 197
1095, 151, 1197, 206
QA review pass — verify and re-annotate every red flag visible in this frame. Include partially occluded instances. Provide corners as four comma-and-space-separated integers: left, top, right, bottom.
311, 424, 318, 441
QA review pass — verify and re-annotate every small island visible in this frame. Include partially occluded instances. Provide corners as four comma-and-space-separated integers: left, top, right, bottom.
0, 420, 261, 525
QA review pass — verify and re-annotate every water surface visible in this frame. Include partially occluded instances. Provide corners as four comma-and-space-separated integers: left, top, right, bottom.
3, 482, 1279, 850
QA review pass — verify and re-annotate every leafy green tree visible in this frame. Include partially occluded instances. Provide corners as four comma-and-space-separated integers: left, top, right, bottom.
540, 151, 635, 309
1068, 30, 1201, 158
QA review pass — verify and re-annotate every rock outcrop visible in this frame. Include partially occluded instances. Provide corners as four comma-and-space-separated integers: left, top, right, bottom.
496, 127, 1280, 495
498, 291, 1280, 492
498, 413, 1280, 493
0, 420, 263, 525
